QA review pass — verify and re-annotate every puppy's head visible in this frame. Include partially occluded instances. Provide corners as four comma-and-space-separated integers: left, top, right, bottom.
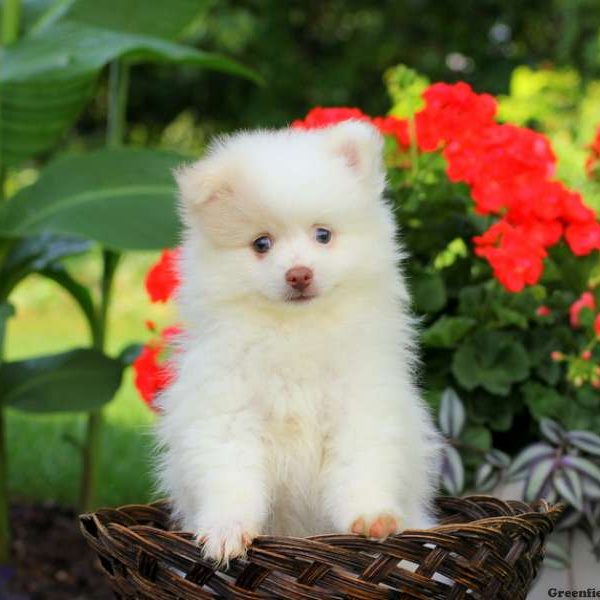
176, 121, 397, 309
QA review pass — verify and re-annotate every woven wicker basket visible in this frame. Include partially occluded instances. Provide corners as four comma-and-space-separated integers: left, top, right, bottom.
80, 495, 561, 599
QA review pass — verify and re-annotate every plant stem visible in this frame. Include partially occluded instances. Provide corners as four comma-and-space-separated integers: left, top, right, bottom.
79, 250, 120, 511
1, 0, 21, 46
0, 407, 8, 563
0, 0, 21, 563
106, 61, 130, 148
80, 59, 128, 511
408, 116, 418, 179
0, 302, 12, 562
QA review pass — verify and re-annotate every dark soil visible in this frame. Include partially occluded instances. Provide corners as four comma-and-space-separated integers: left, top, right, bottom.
1, 502, 113, 600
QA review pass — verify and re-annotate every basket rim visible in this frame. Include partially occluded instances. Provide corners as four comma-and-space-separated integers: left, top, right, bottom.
80, 495, 564, 600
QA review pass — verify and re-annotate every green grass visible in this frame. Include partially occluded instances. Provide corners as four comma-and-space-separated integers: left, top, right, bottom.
4, 250, 174, 509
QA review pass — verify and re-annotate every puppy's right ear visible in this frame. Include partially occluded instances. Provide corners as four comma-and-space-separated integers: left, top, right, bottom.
174, 158, 231, 216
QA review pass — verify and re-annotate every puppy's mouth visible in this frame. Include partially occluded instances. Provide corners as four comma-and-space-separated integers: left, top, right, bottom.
286, 291, 317, 303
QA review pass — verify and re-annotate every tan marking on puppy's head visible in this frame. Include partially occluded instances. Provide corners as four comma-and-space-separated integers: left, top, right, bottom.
323, 121, 385, 191
175, 155, 277, 248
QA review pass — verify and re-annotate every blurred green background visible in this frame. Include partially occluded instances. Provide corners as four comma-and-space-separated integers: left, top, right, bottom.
4, 0, 600, 510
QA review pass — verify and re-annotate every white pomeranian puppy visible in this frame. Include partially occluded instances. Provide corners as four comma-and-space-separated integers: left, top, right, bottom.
155, 120, 440, 564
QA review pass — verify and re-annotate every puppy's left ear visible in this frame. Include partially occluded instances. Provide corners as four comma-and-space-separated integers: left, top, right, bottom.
324, 120, 384, 182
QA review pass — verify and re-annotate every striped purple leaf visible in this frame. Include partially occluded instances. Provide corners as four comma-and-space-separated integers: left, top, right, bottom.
508, 442, 554, 480
438, 388, 465, 439
566, 430, 600, 456
553, 468, 584, 511
440, 445, 465, 495
524, 457, 555, 501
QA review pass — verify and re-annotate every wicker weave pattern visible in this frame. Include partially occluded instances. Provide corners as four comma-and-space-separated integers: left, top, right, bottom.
80, 495, 561, 599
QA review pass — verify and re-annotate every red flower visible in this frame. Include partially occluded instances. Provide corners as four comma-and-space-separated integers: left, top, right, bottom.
133, 326, 181, 410
474, 220, 546, 292
414, 82, 497, 151
447, 124, 556, 215
565, 222, 600, 256
536, 306, 551, 317
585, 128, 600, 179
569, 292, 596, 327
371, 116, 410, 147
145, 249, 180, 303
291, 107, 370, 130
561, 190, 596, 224
595, 313, 600, 337
292, 92, 600, 294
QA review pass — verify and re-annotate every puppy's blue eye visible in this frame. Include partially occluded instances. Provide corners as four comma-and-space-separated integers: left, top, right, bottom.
315, 227, 332, 244
252, 235, 273, 254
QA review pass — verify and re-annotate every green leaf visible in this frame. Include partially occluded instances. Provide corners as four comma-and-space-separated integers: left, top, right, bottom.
0, 22, 260, 165
422, 316, 475, 348
66, 0, 213, 40
548, 244, 598, 294
0, 232, 90, 298
412, 272, 447, 313
385, 64, 429, 118
491, 303, 528, 329
0, 303, 16, 355
522, 382, 566, 423
452, 331, 530, 396
0, 348, 124, 412
39, 263, 97, 337
119, 343, 142, 366
461, 425, 492, 452
2, 232, 90, 272
1, 22, 260, 85
0, 148, 182, 250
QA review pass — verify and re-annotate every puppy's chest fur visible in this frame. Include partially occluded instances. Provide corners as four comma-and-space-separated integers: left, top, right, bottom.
241, 329, 345, 534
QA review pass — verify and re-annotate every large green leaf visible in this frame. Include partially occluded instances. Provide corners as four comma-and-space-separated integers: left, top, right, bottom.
412, 272, 447, 313
452, 331, 530, 396
422, 316, 475, 348
0, 303, 16, 355
522, 382, 566, 422
0, 348, 124, 412
0, 232, 90, 298
0, 148, 182, 250
66, 0, 214, 40
0, 21, 260, 165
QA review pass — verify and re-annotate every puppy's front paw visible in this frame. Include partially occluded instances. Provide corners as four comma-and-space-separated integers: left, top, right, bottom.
349, 512, 403, 539
198, 523, 256, 566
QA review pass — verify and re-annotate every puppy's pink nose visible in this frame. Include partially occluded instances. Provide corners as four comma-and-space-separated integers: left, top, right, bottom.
286, 266, 313, 291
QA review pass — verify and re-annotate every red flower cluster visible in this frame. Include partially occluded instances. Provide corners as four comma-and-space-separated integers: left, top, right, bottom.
134, 249, 182, 409
132, 325, 180, 410
585, 127, 600, 179
569, 291, 600, 339
570, 292, 596, 327
293, 83, 600, 292
145, 249, 180, 303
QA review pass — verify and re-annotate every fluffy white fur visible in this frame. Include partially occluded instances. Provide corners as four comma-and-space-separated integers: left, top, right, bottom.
155, 121, 440, 564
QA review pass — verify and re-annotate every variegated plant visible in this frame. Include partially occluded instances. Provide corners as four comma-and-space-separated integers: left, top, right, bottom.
509, 418, 600, 563
437, 387, 510, 496
437, 388, 600, 569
